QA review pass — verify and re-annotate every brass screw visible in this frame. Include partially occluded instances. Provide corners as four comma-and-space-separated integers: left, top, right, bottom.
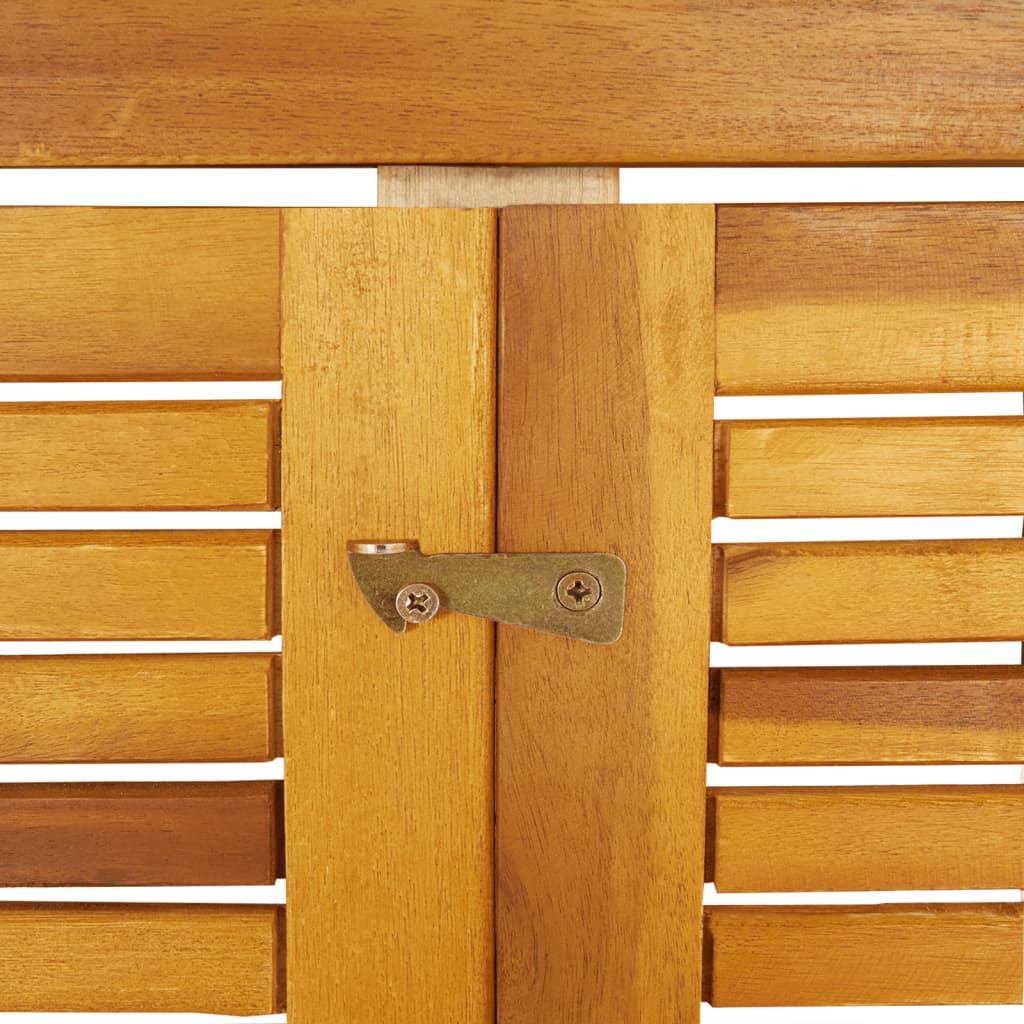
395, 583, 440, 624
555, 571, 602, 612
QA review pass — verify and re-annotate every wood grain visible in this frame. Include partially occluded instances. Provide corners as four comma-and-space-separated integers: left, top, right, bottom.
0, 781, 281, 886
704, 904, 1023, 1006
714, 666, 1024, 765
282, 209, 495, 1023
0, 903, 283, 1013
0, 401, 278, 510
0, 654, 279, 762
6, 5, 1024, 165
0, 530, 277, 640
717, 539, 1024, 644
378, 167, 619, 207
717, 417, 1024, 518
0, 208, 279, 379
497, 205, 715, 1021
717, 204, 1024, 394
709, 785, 1024, 891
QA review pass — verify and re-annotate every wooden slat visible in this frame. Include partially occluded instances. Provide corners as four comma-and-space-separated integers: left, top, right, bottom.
497, 205, 715, 1020
716, 418, 1024, 518
717, 204, 1024, 394
6, 6, 1024, 165
717, 539, 1024, 645
0, 653, 279, 763
709, 786, 1024, 892
0, 781, 281, 886
0, 208, 280, 380
282, 209, 495, 1022
714, 666, 1024, 765
0, 530, 277, 640
704, 904, 1023, 1006
0, 903, 283, 1013
378, 167, 620, 207
0, 401, 278, 510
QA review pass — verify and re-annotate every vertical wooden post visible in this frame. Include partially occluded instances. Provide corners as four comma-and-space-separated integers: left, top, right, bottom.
281, 209, 496, 1022
497, 205, 716, 1021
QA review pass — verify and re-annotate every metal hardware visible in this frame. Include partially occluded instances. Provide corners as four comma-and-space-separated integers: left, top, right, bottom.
348, 540, 625, 644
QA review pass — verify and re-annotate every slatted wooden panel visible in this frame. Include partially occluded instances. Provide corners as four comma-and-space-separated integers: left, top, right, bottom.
6, 5, 1024, 165
282, 209, 495, 1023
0, 903, 284, 1013
0, 530, 277, 639
0, 401, 278, 510
716, 540, 1024, 645
716, 418, 1024, 518
0, 208, 280, 379
717, 204, 1024, 394
704, 904, 1024, 1006
713, 666, 1024, 766
709, 786, 1024, 891
0, 781, 281, 886
0, 653, 279, 763
498, 205, 715, 1021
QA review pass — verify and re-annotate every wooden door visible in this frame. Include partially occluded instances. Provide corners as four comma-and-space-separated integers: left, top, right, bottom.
3, 198, 1024, 1022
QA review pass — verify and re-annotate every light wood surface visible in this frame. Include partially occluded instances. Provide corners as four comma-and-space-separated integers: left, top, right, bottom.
717, 417, 1024, 518
0, 781, 281, 886
0, 401, 278, 510
378, 166, 619, 207
282, 209, 495, 1023
0, 653, 279, 763
0, 903, 284, 1013
714, 666, 1024, 765
709, 785, 1024, 891
0, 208, 279, 379
717, 539, 1024, 644
717, 203, 1024, 394
0, 530, 277, 640
6, 5, 1024, 165
497, 205, 715, 1021
704, 904, 1023, 1006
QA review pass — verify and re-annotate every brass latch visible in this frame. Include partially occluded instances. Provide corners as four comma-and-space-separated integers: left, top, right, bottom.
348, 541, 626, 644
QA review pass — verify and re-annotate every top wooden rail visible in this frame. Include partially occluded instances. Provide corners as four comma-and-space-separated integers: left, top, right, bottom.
4, 2, 1022, 166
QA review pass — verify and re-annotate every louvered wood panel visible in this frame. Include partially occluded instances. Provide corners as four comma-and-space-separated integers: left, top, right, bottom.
0, 208, 280, 379
704, 904, 1023, 1006
0, 530, 277, 639
5, 5, 1024, 165
717, 204, 1024, 394
713, 666, 1024, 765
0, 904, 284, 1013
717, 540, 1024, 645
716, 418, 1024, 518
709, 786, 1024, 891
0, 401, 278, 510
0, 781, 281, 886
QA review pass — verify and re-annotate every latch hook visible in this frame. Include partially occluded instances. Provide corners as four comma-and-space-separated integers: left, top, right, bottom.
347, 541, 625, 644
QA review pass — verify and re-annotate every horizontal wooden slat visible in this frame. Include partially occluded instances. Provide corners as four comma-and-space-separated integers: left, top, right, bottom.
714, 666, 1024, 766
0, 401, 278, 510
716, 204, 1024, 394
0, 208, 280, 380
716, 540, 1024, 645
716, 418, 1024, 518
0, 653, 279, 763
0, 782, 281, 886
0, 530, 277, 639
709, 786, 1024, 892
704, 904, 1023, 1006
0, 903, 283, 1013
5, 6, 1024, 165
